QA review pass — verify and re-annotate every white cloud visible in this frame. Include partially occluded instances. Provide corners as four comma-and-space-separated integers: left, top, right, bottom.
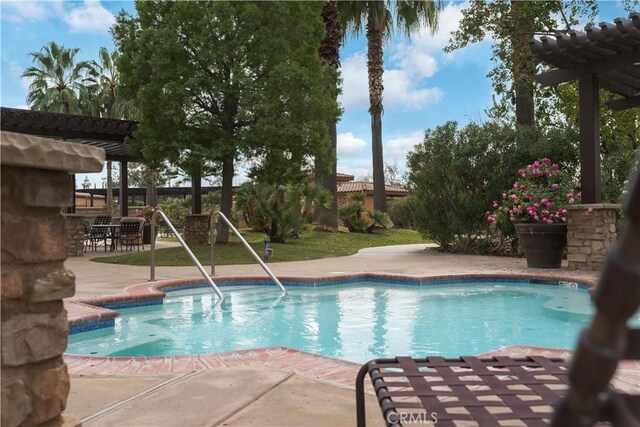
406, 2, 468, 53
385, 131, 424, 161
338, 53, 370, 110
337, 132, 367, 156
1, 1, 50, 23
1, 0, 114, 33
338, 158, 373, 181
62, 0, 115, 34
339, 50, 443, 111
12, 104, 30, 110
384, 69, 443, 109
8, 60, 22, 78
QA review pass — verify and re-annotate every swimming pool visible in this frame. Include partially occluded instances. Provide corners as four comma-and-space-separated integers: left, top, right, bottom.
67, 278, 630, 363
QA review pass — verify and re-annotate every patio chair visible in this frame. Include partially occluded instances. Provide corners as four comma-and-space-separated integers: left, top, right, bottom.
84, 215, 112, 252
356, 167, 639, 426
117, 218, 145, 252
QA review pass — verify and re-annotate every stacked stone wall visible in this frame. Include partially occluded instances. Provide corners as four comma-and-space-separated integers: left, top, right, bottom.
567, 204, 620, 271
184, 214, 210, 246
64, 215, 85, 257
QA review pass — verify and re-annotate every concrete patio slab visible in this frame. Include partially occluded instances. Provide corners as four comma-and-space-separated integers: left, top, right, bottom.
67, 375, 174, 420
222, 375, 383, 427
83, 368, 290, 426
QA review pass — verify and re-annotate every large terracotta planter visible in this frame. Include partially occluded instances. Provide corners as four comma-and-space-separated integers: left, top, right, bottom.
515, 223, 567, 268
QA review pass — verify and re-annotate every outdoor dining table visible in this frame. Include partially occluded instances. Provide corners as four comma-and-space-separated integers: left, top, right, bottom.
89, 224, 121, 252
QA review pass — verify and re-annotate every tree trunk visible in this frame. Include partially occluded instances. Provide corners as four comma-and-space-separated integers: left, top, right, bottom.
216, 155, 234, 244
315, 122, 338, 230
106, 161, 114, 215
514, 69, 535, 127
367, 18, 387, 212
511, 1, 535, 127
315, 0, 342, 231
146, 168, 158, 207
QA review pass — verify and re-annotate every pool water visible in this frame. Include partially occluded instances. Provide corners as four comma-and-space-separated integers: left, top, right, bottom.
68, 282, 627, 363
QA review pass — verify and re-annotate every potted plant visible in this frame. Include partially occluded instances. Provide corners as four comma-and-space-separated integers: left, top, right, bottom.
135, 205, 162, 244
487, 158, 579, 268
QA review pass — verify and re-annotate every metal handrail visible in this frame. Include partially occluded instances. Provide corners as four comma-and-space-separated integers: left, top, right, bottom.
150, 211, 224, 302
210, 211, 286, 294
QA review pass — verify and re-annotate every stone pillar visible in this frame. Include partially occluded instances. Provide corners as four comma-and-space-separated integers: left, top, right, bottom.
184, 214, 210, 246
1, 131, 104, 426
567, 203, 621, 271
64, 215, 85, 257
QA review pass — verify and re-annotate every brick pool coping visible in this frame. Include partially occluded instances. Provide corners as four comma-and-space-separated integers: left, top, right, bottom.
64, 272, 639, 391
62, 345, 639, 392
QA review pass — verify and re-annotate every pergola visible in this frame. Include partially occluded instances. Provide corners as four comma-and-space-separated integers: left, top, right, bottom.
530, 12, 640, 203
1, 107, 138, 216
1, 107, 210, 215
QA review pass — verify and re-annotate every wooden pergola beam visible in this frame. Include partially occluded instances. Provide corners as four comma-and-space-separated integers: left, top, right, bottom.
606, 94, 640, 110
535, 50, 640, 86
579, 74, 601, 204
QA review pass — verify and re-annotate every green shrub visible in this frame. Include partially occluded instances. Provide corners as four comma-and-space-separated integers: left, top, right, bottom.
338, 193, 389, 233
406, 121, 579, 252
388, 197, 415, 229
234, 181, 331, 243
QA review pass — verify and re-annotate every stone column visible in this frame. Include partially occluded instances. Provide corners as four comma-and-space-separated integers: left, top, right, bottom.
64, 215, 85, 257
1, 131, 104, 426
567, 203, 621, 271
184, 214, 210, 246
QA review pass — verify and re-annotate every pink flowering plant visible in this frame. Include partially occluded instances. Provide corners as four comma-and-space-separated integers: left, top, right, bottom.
135, 205, 163, 224
487, 158, 580, 226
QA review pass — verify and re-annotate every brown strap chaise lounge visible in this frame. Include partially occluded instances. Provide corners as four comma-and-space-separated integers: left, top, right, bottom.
356, 166, 639, 426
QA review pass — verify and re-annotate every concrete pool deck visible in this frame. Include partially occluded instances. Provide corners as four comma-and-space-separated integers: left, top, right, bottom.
63, 243, 637, 426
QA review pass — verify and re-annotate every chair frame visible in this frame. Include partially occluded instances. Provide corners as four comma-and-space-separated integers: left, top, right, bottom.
84, 215, 112, 252
117, 219, 144, 252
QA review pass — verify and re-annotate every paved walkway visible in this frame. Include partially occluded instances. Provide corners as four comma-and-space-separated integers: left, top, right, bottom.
64, 242, 609, 426
67, 241, 598, 298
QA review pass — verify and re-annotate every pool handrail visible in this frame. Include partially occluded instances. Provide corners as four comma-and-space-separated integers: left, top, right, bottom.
150, 210, 224, 302
210, 211, 286, 295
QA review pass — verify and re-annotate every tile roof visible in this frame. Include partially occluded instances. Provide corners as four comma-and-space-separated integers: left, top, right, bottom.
336, 173, 355, 181
337, 181, 408, 196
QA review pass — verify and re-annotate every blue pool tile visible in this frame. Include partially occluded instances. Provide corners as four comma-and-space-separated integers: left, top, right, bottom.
69, 318, 115, 335
99, 299, 163, 310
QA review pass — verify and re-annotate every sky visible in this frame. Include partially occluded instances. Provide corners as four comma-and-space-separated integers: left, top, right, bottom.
0, 0, 631, 187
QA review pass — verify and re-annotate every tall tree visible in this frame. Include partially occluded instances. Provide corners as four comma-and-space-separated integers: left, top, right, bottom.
113, 1, 338, 243
22, 41, 92, 114
340, 0, 442, 212
446, 1, 598, 127
84, 47, 137, 215
315, 0, 343, 231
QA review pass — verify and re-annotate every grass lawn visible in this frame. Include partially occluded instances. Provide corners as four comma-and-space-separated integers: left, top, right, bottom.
93, 228, 428, 266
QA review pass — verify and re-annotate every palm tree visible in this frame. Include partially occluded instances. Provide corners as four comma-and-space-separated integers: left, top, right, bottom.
340, 0, 441, 212
315, 0, 343, 231
85, 47, 137, 214
85, 47, 136, 120
22, 41, 92, 114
